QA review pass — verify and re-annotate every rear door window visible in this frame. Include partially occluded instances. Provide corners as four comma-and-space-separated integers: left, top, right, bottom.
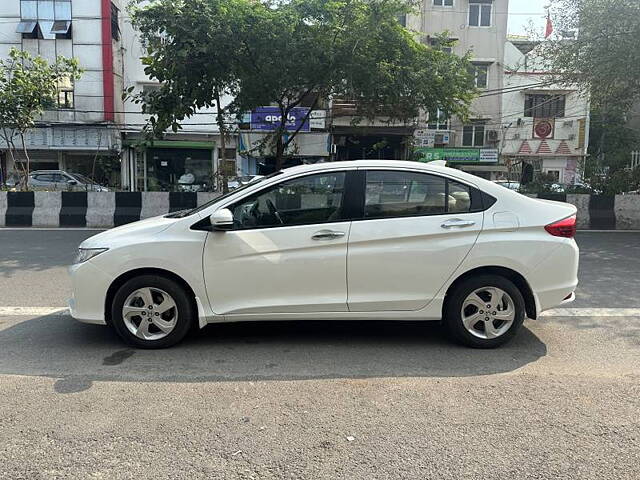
363, 170, 485, 219
364, 171, 447, 219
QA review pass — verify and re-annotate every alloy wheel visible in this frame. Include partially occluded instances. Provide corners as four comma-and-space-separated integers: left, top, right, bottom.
122, 287, 178, 341
460, 287, 516, 340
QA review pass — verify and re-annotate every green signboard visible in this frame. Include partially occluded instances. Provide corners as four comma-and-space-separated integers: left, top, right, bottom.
415, 147, 499, 164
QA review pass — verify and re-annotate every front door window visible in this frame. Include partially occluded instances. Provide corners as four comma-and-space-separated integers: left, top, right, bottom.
230, 172, 346, 229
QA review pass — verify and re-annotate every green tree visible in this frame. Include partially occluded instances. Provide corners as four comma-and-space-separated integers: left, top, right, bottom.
586, 106, 640, 175
130, 0, 476, 171
543, 0, 640, 112
129, 0, 250, 192
0, 48, 81, 190
542, 0, 640, 186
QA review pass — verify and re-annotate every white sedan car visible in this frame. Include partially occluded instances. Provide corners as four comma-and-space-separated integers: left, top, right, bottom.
69, 160, 579, 349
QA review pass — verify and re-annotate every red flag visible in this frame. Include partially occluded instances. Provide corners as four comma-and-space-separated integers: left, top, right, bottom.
545, 13, 553, 38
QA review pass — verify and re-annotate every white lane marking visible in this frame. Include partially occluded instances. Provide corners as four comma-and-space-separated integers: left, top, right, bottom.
0, 307, 69, 316
540, 308, 640, 317
0, 307, 639, 318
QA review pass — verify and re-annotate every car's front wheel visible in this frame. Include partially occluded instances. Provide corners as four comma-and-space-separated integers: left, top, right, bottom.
111, 275, 194, 348
444, 275, 526, 348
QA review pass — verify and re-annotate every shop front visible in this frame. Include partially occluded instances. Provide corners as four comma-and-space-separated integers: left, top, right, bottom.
332, 126, 412, 161
0, 126, 121, 187
123, 139, 218, 192
238, 131, 330, 175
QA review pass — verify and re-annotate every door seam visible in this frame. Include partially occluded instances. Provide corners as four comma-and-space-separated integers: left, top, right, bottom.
345, 221, 353, 312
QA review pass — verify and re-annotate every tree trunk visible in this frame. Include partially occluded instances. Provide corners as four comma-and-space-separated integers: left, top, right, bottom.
20, 133, 30, 192
276, 92, 321, 171
598, 118, 606, 167
275, 133, 286, 171
213, 87, 229, 194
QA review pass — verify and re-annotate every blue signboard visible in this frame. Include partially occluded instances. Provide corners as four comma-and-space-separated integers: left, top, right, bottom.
250, 106, 310, 132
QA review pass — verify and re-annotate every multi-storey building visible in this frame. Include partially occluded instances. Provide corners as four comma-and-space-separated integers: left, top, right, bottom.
402, 0, 510, 178
0, 0, 234, 192
0, 0, 124, 186
500, 37, 590, 185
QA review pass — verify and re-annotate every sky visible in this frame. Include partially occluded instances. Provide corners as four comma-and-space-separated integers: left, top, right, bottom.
507, 0, 549, 37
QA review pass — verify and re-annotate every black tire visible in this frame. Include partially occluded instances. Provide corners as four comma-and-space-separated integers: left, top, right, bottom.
444, 274, 526, 349
110, 275, 194, 349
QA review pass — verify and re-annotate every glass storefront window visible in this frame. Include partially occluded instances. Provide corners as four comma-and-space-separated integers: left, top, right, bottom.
144, 148, 214, 192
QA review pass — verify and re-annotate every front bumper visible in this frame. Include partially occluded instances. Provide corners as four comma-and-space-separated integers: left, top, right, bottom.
68, 260, 113, 325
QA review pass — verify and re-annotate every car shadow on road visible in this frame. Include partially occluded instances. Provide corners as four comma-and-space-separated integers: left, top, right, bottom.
0, 315, 547, 393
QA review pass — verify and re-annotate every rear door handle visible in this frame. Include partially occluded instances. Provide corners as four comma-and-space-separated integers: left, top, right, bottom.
441, 219, 475, 229
312, 230, 346, 240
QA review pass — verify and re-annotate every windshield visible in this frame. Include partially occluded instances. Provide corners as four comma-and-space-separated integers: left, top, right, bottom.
179, 171, 283, 217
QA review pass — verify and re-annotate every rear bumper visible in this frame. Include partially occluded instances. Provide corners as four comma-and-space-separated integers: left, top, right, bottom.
529, 239, 579, 313
534, 285, 577, 316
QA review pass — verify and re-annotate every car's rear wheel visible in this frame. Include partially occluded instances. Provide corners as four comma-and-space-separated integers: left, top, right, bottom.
444, 275, 525, 348
111, 275, 194, 348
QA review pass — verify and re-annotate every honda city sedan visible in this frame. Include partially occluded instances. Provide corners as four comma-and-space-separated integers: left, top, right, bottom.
69, 160, 579, 349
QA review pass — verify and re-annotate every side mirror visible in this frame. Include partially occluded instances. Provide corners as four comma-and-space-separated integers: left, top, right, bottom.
209, 208, 234, 231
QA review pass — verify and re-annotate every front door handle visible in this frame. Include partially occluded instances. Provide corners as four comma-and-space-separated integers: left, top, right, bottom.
441, 219, 476, 229
312, 230, 346, 240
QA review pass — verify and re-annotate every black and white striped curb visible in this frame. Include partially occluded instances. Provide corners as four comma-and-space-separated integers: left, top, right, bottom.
0, 192, 220, 228
0, 191, 638, 229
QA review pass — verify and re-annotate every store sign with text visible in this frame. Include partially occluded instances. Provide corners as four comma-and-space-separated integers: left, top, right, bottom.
250, 107, 311, 132
416, 147, 499, 163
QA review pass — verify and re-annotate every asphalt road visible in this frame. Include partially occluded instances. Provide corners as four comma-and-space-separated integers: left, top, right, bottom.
0, 230, 639, 479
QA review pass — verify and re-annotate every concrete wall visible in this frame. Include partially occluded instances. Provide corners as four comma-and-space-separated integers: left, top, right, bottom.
0, 191, 221, 228
0, 191, 638, 229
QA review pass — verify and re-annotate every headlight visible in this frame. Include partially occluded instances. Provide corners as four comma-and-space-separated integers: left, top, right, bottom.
74, 248, 108, 264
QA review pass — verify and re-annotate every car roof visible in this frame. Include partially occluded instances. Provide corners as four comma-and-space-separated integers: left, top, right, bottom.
281, 160, 498, 189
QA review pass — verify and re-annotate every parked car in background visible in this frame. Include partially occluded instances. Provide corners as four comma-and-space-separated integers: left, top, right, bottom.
28, 170, 110, 192
69, 160, 579, 350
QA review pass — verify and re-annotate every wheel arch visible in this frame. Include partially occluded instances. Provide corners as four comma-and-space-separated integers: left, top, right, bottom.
443, 266, 537, 320
104, 268, 198, 325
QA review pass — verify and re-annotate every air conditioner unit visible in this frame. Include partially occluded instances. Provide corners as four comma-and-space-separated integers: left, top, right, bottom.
486, 130, 499, 142
563, 120, 574, 127
434, 133, 450, 145
513, 133, 521, 140
568, 133, 576, 141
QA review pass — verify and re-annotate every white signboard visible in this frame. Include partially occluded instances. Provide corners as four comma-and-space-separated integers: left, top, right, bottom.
479, 148, 499, 163
414, 129, 435, 147
309, 110, 326, 129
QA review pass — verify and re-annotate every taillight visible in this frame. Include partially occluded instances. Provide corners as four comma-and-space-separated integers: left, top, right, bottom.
545, 215, 576, 238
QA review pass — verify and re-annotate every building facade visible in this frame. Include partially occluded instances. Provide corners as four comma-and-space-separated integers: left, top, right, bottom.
0, 0, 233, 192
500, 38, 590, 185
0, 0, 124, 186
2, 1, 589, 190
410, 0, 509, 178
118, 7, 228, 192
0, 1, 331, 190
